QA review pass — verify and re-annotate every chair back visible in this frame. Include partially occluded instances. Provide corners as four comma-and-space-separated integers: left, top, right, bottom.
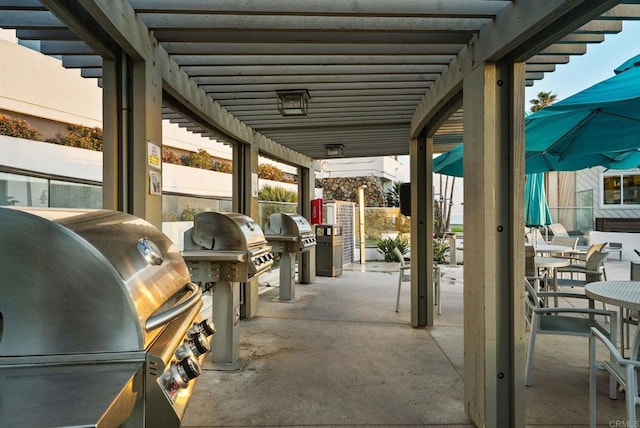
548, 223, 570, 237
586, 242, 607, 260
631, 261, 640, 281
585, 251, 608, 283
550, 236, 579, 249
393, 247, 406, 267
526, 229, 547, 245
524, 278, 541, 311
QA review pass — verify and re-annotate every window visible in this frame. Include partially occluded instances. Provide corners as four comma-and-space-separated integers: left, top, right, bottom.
0, 172, 101, 209
162, 193, 232, 221
601, 172, 640, 207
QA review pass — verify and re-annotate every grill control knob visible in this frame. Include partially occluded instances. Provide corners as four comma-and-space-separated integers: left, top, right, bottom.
168, 356, 201, 389
199, 319, 216, 336
178, 356, 201, 382
188, 319, 216, 337
191, 335, 211, 356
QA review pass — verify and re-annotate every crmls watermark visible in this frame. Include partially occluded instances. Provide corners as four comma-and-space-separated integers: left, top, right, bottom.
609, 421, 640, 428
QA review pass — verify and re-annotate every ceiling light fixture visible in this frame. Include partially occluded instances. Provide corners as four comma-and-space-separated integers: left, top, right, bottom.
324, 144, 344, 158
276, 89, 310, 116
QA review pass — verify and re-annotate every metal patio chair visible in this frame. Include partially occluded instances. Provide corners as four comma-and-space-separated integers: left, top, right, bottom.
524, 278, 616, 386
589, 327, 640, 428
394, 247, 441, 315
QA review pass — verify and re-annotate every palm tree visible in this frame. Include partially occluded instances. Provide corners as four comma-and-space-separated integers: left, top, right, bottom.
529, 91, 558, 112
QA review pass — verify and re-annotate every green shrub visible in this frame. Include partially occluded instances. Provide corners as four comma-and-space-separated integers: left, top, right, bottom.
212, 160, 232, 173
182, 149, 213, 169
180, 206, 204, 221
433, 238, 450, 264
0, 114, 41, 140
376, 235, 409, 262
258, 163, 285, 182
47, 124, 103, 151
258, 185, 298, 202
162, 147, 182, 165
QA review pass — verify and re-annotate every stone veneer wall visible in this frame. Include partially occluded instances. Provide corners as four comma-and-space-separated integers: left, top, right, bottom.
317, 176, 386, 207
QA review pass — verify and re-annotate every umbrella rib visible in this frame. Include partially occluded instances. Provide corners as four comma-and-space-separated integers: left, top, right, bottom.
593, 107, 640, 123
545, 110, 598, 159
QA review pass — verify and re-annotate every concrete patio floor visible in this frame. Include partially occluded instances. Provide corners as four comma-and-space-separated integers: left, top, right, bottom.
182, 258, 635, 427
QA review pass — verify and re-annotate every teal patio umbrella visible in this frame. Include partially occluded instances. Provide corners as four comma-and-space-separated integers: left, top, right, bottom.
433, 53, 640, 175
432, 144, 463, 177
524, 172, 552, 239
526, 53, 640, 173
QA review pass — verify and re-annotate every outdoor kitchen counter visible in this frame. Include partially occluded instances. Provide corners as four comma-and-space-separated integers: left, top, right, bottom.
0, 361, 144, 427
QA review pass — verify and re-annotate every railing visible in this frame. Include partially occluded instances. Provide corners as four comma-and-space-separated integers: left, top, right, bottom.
547, 206, 594, 245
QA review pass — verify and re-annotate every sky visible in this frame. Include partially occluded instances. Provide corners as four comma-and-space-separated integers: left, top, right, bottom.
434, 19, 640, 222
524, 20, 640, 108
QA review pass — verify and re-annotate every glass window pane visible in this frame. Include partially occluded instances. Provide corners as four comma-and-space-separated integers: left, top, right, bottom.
0, 172, 48, 207
602, 175, 621, 205
162, 194, 228, 221
49, 180, 102, 208
623, 174, 640, 205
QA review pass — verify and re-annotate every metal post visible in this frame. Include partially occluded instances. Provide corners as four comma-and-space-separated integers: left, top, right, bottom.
358, 185, 367, 264
211, 281, 240, 365
279, 252, 297, 302
446, 232, 457, 266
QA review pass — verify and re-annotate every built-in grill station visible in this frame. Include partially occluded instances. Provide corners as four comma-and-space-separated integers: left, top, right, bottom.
264, 213, 317, 301
182, 211, 274, 368
0, 207, 215, 428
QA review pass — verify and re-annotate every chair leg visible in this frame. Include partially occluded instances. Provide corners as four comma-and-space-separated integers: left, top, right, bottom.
525, 317, 538, 386
621, 308, 627, 358
625, 365, 637, 426
589, 335, 597, 428
435, 280, 441, 315
395, 273, 402, 312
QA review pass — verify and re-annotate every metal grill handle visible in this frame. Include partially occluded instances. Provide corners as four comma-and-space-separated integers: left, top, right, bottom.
145, 282, 202, 331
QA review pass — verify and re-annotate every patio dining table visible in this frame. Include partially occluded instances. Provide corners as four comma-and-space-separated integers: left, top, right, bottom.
534, 244, 572, 256
585, 281, 640, 358
535, 256, 571, 306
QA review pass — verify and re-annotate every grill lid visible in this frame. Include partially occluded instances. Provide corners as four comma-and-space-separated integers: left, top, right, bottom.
191, 212, 268, 250
0, 207, 194, 356
265, 213, 314, 237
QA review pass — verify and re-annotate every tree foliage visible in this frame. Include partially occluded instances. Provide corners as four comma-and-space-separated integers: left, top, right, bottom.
529, 91, 558, 113
385, 181, 401, 207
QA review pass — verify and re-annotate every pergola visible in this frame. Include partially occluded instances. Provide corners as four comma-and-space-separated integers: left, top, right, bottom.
2, 1, 638, 426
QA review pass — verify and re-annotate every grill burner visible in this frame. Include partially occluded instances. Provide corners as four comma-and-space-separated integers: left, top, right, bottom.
0, 207, 214, 428
182, 212, 273, 367
264, 213, 317, 301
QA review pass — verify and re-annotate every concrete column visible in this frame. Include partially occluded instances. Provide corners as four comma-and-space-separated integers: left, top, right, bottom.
462, 61, 526, 427
298, 165, 316, 284
102, 54, 163, 227
409, 130, 434, 327
233, 143, 260, 319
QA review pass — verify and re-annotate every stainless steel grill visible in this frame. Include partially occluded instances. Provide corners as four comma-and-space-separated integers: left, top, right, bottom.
264, 213, 317, 302
182, 211, 273, 367
0, 207, 214, 428
264, 212, 317, 254
183, 211, 274, 283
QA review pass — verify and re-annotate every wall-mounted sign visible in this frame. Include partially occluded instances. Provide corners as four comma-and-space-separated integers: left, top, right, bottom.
149, 170, 161, 195
148, 142, 161, 169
